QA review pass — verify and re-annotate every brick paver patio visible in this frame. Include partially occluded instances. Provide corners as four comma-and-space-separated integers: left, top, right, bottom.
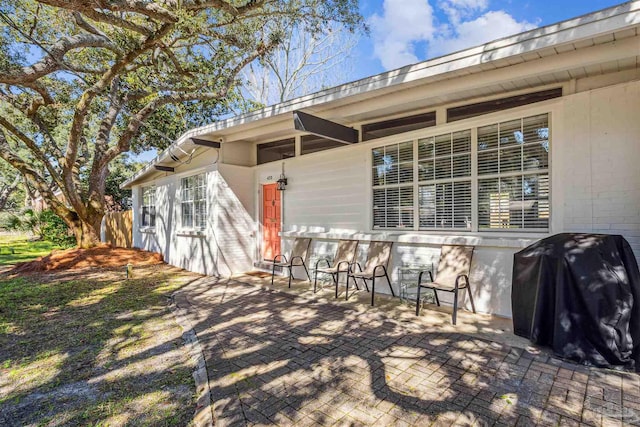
174, 276, 640, 426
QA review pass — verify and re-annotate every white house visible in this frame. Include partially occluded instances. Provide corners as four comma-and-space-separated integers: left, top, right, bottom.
121, 2, 640, 318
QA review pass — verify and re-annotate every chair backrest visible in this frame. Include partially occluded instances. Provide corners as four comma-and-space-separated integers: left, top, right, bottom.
362, 241, 393, 274
434, 245, 474, 285
290, 238, 312, 265
334, 239, 359, 265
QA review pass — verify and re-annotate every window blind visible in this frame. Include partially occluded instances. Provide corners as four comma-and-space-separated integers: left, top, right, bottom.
418, 130, 472, 229
181, 173, 207, 229
477, 114, 549, 230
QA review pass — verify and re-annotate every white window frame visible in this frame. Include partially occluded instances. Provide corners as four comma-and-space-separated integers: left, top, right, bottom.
180, 173, 207, 230
141, 185, 156, 228
372, 141, 415, 229
416, 130, 473, 230
477, 114, 550, 232
371, 112, 551, 233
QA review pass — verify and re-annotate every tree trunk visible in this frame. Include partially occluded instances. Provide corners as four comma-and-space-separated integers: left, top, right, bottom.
57, 207, 104, 249
0, 173, 21, 210
73, 220, 102, 248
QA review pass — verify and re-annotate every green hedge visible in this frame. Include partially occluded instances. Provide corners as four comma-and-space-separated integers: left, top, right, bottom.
39, 210, 76, 247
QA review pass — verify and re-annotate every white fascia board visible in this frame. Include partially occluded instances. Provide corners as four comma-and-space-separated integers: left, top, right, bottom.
121, 1, 640, 189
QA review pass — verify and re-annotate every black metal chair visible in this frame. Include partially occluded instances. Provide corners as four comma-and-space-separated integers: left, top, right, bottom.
271, 237, 312, 288
346, 241, 394, 306
416, 245, 476, 325
313, 239, 359, 296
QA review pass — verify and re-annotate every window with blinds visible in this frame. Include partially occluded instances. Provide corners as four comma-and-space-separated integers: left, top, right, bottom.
371, 112, 550, 232
418, 130, 472, 229
141, 186, 156, 227
372, 141, 414, 228
477, 114, 549, 230
181, 173, 207, 230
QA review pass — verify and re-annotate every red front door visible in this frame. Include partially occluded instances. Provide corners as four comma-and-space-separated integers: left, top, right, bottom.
262, 183, 281, 260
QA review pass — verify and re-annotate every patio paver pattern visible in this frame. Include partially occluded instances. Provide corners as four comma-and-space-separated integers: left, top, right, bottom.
175, 277, 640, 426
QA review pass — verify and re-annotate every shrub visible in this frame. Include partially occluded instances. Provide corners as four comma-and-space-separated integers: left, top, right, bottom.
39, 210, 75, 247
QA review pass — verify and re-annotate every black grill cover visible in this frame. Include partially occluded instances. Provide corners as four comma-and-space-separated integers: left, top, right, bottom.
512, 233, 640, 370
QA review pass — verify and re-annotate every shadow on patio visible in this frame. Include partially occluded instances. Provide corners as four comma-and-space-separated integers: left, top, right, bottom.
175, 275, 640, 426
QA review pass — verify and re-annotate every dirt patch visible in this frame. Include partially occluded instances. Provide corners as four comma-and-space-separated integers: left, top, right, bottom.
9, 244, 164, 274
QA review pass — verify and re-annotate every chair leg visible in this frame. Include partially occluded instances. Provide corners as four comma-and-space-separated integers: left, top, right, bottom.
433, 289, 440, 306
345, 275, 352, 300
361, 278, 368, 292
385, 270, 394, 297
415, 285, 422, 316
271, 262, 276, 287
288, 266, 293, 288
302, 261, 311, 282
467, 285, 477, 313
314, 269, 318, 293
452, 288, 459, 325
371, 277, 375, 306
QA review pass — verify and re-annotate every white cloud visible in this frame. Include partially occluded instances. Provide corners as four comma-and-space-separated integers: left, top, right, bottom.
430, 10, 537, 57
369, 0, 537, 70
438, 0, 488, 23
369, 0, 435, 70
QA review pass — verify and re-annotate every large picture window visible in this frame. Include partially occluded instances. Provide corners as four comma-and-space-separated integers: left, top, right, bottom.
181, 173, 207, 230
141, 186, 156, 227
372, 113, 550, 232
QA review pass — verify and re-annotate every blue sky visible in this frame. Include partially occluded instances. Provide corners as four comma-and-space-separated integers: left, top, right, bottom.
353, 0, 625, 78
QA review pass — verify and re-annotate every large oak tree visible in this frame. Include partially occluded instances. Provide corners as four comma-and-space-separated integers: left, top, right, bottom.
0, 0, 361, 247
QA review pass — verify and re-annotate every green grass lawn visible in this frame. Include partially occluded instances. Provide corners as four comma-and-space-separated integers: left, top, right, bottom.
0, 234, 61, 265
0, 265, 200, 426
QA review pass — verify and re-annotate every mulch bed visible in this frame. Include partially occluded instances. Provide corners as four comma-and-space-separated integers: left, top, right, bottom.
10, 244, 164, 274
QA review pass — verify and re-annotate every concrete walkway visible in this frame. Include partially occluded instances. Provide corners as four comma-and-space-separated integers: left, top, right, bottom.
174, 275, 640, 426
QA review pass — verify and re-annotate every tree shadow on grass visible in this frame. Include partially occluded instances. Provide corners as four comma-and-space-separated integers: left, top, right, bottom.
0, 265, 204, 426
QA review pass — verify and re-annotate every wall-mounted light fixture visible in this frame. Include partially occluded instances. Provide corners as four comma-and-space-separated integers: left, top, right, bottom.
276, 163, 287, 191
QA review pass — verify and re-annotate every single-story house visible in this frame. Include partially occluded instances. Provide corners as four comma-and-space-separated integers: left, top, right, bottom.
121, 2, 640, 318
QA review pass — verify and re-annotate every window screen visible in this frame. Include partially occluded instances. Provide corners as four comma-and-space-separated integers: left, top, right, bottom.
363, 112, 436, 141
257, 138, 295, 164
447, 89, 561, 122
301, 135, 348, 155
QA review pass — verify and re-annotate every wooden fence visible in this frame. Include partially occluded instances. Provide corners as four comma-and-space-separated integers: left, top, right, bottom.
103, 210, 133, 248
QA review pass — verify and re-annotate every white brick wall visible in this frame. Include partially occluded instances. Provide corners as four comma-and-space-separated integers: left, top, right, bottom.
131, 162, 256, 277
561, 80, 640, 263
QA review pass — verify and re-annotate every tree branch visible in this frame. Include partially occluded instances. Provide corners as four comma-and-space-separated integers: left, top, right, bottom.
0, 172, 21, 211
0, 130, 64, 213
0, 116, 63, 191
0, 33, 121, 85
63, 22, 175, 202
38, 0, 178, 23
